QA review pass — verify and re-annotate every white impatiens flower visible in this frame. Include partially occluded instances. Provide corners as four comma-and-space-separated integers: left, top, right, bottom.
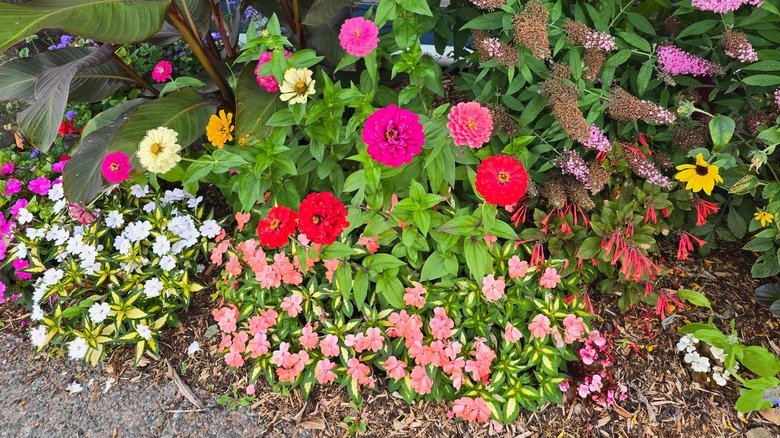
53, 199, 67, 213
45, 226, 69, 246
712, 366, 729, 386
15, 242, 27, 259
187, 341, 201, 356
159, 255, 176, 271
47, 183, 64, 201
137, 324, 152, 341
684, 350, 700, 364
691, 354, 711, 373
68, 337, 88, 360
41, 268, 64, 287
105, 211, 124, 229
710, 346, 727, 363
31, 304, 44, 321
130, 184, 149, 198
136, 127, 181, 174
187, 196, 202, 209
199, 220, 221, 239
88, 302, 111, 324
143, 278, 164, 298
279, 68, 316, 104
124, 220, 153, 243
143, 202, 157, 213
114, 235, 132, 255
30, 326, 47, 348
26, 227, 46, 240
17, 208, 33, 224
152, 235, 171, 256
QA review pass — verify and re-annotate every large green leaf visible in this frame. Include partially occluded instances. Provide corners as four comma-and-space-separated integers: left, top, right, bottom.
302, 0, 352, 26
175, 0, 210, 38
235, 61, 285, 143
18, 43, 116, 152
0, 0, 170, 53
0, 47, 131, 103
63, 89, 216, 202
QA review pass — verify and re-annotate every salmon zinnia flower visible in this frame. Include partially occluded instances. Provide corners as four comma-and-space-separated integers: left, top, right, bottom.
206, 110, 234, 148
675, 153, 723, 195
475, 154, 528, 206
447, 102, 493, 148
257, 205, 297, 249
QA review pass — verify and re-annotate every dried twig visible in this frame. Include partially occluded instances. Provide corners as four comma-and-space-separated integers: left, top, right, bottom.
165, 358, 204, 409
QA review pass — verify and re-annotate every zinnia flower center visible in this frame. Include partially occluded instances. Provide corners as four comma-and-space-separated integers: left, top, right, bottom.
497, 171, 510, 184
157, 66, 165, 75
353, 30, 361, 37
695, 165, 709, 176
269, 218, 281, 230
295, 80, 307, 94
467, 119, 477, 130
312, 215, 322, 225
151, 143, 162, 155
110, 163, 120, 172
385, 128, 398, 141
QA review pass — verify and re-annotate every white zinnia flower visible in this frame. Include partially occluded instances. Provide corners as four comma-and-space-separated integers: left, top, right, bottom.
88, 302, 111, 324
68, 337, 88, 360
137, 324, 152, 341
17, 208, 33, 224
105, 211, 124, 229
279, 68, 316, 104
143, 278, 164, 298
136, 127, 181, 174
199, 220, 221, 239
30, 326, 47, 348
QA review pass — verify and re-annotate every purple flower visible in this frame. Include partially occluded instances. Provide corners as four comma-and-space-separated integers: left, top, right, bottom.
48, 34, 73, 50
28, 176, 51, 196
10, 199, 28, 217
30, 149, 39, 158
65, 110, 78, 121
657, 45, 720, 77
3, 179, 21, 195
0, 162, 14, 175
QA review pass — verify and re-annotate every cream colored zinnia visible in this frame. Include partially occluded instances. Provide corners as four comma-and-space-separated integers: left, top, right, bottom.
279, 68, 316, 105
137, 127, 181, 174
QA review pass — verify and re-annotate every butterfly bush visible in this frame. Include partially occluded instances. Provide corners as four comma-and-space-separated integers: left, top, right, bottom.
1, 151, 215, 365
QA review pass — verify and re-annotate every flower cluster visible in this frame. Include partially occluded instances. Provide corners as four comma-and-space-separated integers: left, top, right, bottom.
255, 50, 292, 93
472, 31, 518, 68
656, 45, 720, 77
677, 334, 734, 386
608, 87, 677, 125
722, 30, 758, 63
561, 330, 629, 408
691, 0, 762, 13
512, 0, 550, 60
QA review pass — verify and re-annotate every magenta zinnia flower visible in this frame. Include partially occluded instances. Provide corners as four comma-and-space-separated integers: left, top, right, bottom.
362, 105, 425, 167
339, 17, 380, 57
151, 60, 172, 83
255, 51, 292, 92
101, 151, 132, 183
447, 102, 493, 149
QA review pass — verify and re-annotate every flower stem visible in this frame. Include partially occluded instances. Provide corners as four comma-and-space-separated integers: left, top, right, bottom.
112, 52, 159, 97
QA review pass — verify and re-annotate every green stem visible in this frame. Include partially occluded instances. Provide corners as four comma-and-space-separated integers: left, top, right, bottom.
112, 52, 159, 97
167, 3, 235, 111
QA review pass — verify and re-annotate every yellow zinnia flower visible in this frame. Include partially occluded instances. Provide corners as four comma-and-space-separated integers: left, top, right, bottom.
674, 153, 723, 196
206, 110, 234, 148
754, 210, 775, 227
137, 126, 181, 174
279, 68, 316, 105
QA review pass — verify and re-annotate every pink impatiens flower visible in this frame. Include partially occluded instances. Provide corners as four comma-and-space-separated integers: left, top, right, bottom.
28, 177, 51, 196
539, 267, 561, 289
101, 151, 132, 183
410, 365, 433, 395
362, 105, 425, 167
447, 102, 493, 149
346, 357, 370, 383
403, 283, 426, 308
357, 235, 380, 254
319, 334, 340, 357
315, 359, 337, 384
450, 397, 491, 423
563, 314, 587, 344
151, 60, 173, 83
0, 162, 14, 175
281, 292, 303, 317
429, 307, 454, 340
504, 322, 522, 343
481, 274, 505, 301
384, 356, 407, 379
338, 17, 380, 57
528, 314, 552, 339
299, 323, 319, 350
508, 256, 529, 279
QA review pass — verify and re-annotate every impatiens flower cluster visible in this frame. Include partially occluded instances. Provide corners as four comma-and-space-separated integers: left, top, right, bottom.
447, 102, 493, 149
338, 17, 380, 57
561, 330, 629, 408
362, 105, 425, 167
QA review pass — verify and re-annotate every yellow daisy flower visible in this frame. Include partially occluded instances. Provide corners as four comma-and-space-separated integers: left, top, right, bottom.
137, 126, 181, 174
754, 210, 775, 227
674, 153, 723, 196
206, 110, 234, 148
279, 68, 316, 105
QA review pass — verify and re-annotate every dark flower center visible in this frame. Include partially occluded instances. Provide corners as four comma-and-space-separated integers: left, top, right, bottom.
151, 143, 162, 155
385, 128, 398, 141
695, 165, 709, 176
312, 215, 322, 225
295, 80, 307, 94
110, 163, 120, 172
497, 171, 510, 185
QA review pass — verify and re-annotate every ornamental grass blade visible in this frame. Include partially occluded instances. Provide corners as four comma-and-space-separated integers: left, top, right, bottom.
18, 43, 115, 152
0, 0, 170, 54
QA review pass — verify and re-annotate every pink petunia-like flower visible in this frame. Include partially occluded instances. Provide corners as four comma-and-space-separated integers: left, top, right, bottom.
447, 102, 493, 149
357, 235, 380, 254
101, 151, 132, 183
151, 60, 173, 83
225, 346, 245, 367
504, 322, 523, 343
403, 283, 426, 308
339, 17, 380, 57
315, 359, 338, 384
362, 105, 425, 167
320, 334, 340, 357
28, 177, 51, 196
3, 179, 21, 195
539, 267, 561, 289
11, 199, 28, 217
299, 324, 319, 350
281, 292, 303, 317
384, 356, 407, 380
346, 357, 370, 382
410, 365, 433, 395
0, 162, 14, 175
14, 259, 32, 280
481, 274, 505, 301
528, 314, 552, 339
508, 255, 529, 279
248, 333, 271, 357
450, 397, 491, 423
563, 314, 587, 344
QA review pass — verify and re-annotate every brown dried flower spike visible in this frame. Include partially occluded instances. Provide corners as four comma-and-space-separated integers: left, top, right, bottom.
472, 31, 519, 68
513, 1, 550, 60
540, 73, 590, 142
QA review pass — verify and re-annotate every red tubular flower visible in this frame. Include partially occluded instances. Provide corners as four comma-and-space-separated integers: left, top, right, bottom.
297, 192, 350, 245
257, 205, 298, 249
644, 205, 657, 224
530, 242, 545, 268
474, 154, 528, 206
676, 231, 706, 261
693, 197, 719, 226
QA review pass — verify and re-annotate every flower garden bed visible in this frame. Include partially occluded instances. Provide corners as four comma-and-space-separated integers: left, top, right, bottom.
1, 0, 780, 435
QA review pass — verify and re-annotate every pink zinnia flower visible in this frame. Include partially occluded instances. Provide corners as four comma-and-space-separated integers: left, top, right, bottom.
539, 267, 561, 289
316, 359, 338, 384
362, 105, 425, 167
101, 151, 132, 183
28, 177, 51, 196
508, 255, 529, 279
447, 102, 493, 148
481, 274, 505, 301
151, 60, 173, 82
528, 314, 552, 338
410, 365, 433, 395
504, 322, 522, 343
339, 17, 380, 57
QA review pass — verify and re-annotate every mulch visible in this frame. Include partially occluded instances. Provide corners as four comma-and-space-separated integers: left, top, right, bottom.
2, 243, 779, 437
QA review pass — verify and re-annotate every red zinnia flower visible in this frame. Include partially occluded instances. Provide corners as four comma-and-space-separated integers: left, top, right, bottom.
298, 192, 349, 245
257, 205, 297, 249
474, 154, 528, 206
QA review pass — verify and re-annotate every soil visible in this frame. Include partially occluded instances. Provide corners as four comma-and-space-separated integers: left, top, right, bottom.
2, 243, 779, 437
